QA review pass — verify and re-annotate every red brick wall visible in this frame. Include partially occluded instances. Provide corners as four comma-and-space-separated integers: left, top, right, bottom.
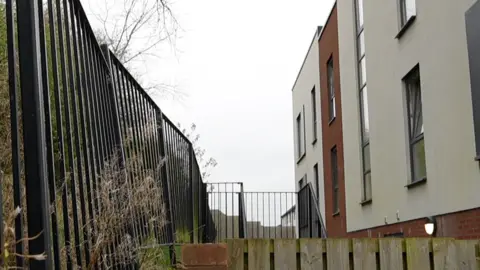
347, 207, 480, 239
181, 244, 228, 270
319, 4, 347, 238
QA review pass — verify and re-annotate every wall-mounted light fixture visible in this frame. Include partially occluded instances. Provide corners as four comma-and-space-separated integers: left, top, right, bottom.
424, 216, 436, 236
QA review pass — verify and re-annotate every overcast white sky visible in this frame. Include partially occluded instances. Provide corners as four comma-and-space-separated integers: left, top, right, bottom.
81, 0, 336, 192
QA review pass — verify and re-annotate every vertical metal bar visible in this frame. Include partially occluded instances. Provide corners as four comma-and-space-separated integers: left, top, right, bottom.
175, 132, 183, 240
238, 192, 243, 239
231, 185, 234, 238
118, 67, 141, 241
95, 57, 116, 267
37, 0, 61, 267
158, 111, 176, 264
137, 91, 152, 239
90, 47, 106, 167
83, 27, 102, 225
139, 97, 151, 239
169, 126, 180, 239
281, 193, 284, 239
93, 53, 110, 158
54, 0, 73, 267
126, 78, 144, 239
249, 193, 252, 238
16, 0, 53, 267
224, 183, 227, 240
61, 0, 83, 264
0, 171, 4, 268
69, 2, 93, 265
189, 143, 195, 243
218, 184, 221, 241
76, 10, 96, 262
262, 193, 265, 238
6, 0, 24, 266
274, 193, 277, 238
134, 83, 149, 239
148, 103, 161, 241
119, 65, 141, 241
95, 54, 112, 158
308, 192, 313, 237
268, 193, 271, 239
110, 61, 127, 145
98, 57, 115, 155
141, 98, 156, 239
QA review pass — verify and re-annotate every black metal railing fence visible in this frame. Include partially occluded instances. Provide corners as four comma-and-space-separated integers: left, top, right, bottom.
298, 183, 327, 238
206, 182, 327, 241
0, 0, 215, 269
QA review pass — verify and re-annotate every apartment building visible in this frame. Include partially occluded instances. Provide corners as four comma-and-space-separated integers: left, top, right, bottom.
291, 26, 325, 221
292, 0, 480, 238
336, 0, 480, 238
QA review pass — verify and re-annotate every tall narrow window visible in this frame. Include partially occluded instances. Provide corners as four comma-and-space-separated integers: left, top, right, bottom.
355, 0, 372, 202
327, 57, 336, 121
296, 113, 303, 158
404, 66, 426, 183
311, 87, 318, 141
313, 164, 319, 200
331, 146, 339, 213
399, 0, 416, 26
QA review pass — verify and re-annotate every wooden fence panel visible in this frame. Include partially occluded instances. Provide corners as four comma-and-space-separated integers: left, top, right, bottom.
274, 239, 296, 270
405, 238, 430, 269
353, 238, 377, 270
227, 239, 244, 270
326, 238, 350, 270
248, 239, 270, 270
455, 240, 478, 269
379, 238, 403, 270
222, 238, 480, 269
433, 238, 458, 269
299, 239, 324, 270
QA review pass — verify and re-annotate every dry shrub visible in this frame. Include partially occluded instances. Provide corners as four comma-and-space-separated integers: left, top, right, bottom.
86, 150, 167, 269
0, 171, 46, 269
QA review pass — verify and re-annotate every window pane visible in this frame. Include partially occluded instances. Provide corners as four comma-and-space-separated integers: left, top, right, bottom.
333, 187, 339, 213
328, 59, 335, 119
329, 97, 336, 120
363, 144, 370, 171
311, 88, 317, 139
331, 147, 338, 187
359, 57, 367, 86
406, 0, 416, 19
356, 0, 364, 30
406, 69, 423, 138
314, 164, 320, 199
360, 87, 370, 142
363, 172, 372, 200
412, 138, 426, 181
401, 0, 416, 26
357, 31, 365, 57
296, 115, 302, 157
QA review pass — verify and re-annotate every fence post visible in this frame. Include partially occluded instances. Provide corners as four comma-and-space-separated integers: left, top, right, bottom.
0, 171, 3, 268
6, 0, 24, 266
238, 192, 245, 239
15, 0, 53, 267
157, 110, 177, 265
239, 183, 247, 238
308, 188, 313, 238
100, 45, 126, 163
189, 143, 195, 243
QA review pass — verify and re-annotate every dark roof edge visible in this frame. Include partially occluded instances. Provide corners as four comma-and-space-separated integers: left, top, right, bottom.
290, 26, 323, 92
317, 1, 338, 42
